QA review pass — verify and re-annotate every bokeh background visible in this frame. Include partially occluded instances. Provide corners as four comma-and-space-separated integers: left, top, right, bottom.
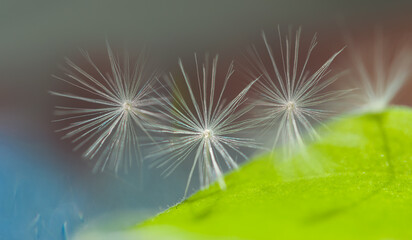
1, 1, 412, 239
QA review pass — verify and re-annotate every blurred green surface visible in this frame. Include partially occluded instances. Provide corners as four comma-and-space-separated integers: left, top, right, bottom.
115, 107, 412, 239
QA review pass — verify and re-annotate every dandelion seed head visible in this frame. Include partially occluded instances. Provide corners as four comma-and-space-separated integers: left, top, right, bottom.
346, 31, 412, 113
247, 26, 349, 158
150, 54, 259, 197
50, 43, 159, 173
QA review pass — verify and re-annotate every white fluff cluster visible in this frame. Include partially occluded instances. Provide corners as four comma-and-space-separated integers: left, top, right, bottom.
50, 27, 411, 193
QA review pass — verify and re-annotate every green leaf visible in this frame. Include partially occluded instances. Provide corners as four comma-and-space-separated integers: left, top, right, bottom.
76, 107, 412, 240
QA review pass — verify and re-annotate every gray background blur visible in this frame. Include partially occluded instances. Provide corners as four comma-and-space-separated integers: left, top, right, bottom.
1, 1, 412, 239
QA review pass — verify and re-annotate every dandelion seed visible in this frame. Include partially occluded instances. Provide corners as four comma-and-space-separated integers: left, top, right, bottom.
247, 27, 350, 157
347, 32, 412, 112
50, 43, 159, 173
150, 54, 259, 196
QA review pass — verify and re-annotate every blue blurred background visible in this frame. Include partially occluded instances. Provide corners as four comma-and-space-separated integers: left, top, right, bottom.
1, 1, 412, 239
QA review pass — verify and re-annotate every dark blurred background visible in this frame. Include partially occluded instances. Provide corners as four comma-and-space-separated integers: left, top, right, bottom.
1, 1, 412, 239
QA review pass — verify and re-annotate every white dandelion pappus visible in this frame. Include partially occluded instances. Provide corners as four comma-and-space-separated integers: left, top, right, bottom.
247, 27, 350, 157
151, 54, 259, 196
348, 34, 412, 112
50, 43, 159, 173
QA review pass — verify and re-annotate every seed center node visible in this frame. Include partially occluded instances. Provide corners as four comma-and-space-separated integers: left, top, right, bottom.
202, 129, 213, 139
122, 101, 132, 111
286, 101, 296, 111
